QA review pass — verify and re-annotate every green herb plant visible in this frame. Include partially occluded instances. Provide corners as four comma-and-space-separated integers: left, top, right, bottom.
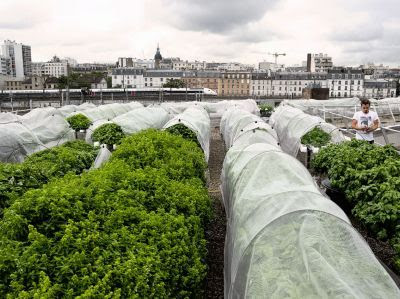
301, 127, 331, 148
66, 114, 92, 131
92, 123, 125, 146
165, 123, 201, 148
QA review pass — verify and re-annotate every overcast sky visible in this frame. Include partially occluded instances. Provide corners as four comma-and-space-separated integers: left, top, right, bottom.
0, 0, 399, 67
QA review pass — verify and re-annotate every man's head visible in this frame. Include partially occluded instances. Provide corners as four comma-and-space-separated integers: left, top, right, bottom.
361, 99, 370, 113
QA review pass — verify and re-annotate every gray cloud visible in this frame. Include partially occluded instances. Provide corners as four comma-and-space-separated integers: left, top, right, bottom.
330, 24, 383, 42
162, 0, 279, 33
228, 25, 277, 43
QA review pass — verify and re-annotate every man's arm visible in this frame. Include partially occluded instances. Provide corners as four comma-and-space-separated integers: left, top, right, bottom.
367, 118, 380, 132
352, 119, 365, 131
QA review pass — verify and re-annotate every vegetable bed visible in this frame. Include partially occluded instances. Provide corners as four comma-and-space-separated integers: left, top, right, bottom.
0, 140, 97, 216
312, 139, 400, 272
0, 130, 211, 297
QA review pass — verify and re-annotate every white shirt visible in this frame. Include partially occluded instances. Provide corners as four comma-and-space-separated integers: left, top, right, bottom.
352, 110, 379, 141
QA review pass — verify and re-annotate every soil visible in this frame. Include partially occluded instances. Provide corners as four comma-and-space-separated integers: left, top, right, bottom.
204, 126, 226, 299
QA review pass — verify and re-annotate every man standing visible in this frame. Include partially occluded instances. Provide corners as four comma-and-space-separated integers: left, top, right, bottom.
351, 99, 380, 144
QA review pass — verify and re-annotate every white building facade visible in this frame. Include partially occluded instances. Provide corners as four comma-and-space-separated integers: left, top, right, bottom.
1, 40, 32, 78
144, 70, 183, 87
111, 68, 144, 88
42, 61, 69, 78
251, 72, 328, 98
327, 69, 364, 98
364, 79, 397, 98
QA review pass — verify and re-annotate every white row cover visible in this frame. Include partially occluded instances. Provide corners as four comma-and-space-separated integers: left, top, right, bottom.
270, 105, 346, 156
0, 102, 142, 162
0, 108, 75, 161
221, 140, 400, 298
84, 102, 144, 143
0, 112, 22, 124
220, 108, 278, 150
20, 107, 75, 148
0, 122, 45, 163
90, 107, 172, 167
163, 106, 211, 161
113, 107, 171, 135
284, 97, 400, 120
156, 99, 260, 117
70, 102, 142, 123
58, 103, 97, 117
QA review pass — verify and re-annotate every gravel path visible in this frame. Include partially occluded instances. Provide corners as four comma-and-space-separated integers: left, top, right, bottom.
204, 126, 226, 299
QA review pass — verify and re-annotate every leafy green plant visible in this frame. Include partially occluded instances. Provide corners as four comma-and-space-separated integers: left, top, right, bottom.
259, 104, 274, 117
112, 129, 206, 182
166, 124, 201, 148
301, 127, 331, 147
66, 114, 92, 131
0, 130, 211, 297
0, 141, 97, 215
312, 139, 400, 271
92, 123, 125, 146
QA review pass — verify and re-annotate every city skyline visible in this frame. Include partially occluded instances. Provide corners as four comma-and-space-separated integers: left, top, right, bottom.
0, 0, 399, 66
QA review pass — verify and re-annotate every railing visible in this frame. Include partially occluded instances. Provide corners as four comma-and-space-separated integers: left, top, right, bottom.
298, 105, 400, 148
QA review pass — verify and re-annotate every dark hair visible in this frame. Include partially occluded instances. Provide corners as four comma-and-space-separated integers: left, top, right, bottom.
361, 99, 370, 106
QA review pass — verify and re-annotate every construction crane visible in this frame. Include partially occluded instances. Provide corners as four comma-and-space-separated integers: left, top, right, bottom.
268, 52, 286, 64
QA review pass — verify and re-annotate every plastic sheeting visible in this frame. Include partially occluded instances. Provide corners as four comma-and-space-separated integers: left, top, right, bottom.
84, 103, 143, 144
29, 114, 75, 147
156, 99, 260, 117
70, 102, 142, 123
21, 107, 63, 127
284, 97, 400, 120
221, 141, 400, 298
113, 107, 171, 134
92, 145, 112, 169
0, 123, 45, 163
163, 106, 211, 161
270, 105, 346, 156
0, 112, 22, 124
221, 108, 278, 150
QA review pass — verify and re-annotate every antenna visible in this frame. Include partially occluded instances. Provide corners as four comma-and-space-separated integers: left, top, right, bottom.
268, 52, 286, 64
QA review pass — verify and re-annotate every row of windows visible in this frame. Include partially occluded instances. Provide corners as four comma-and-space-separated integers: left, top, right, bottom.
331, 74, 362, 79
252, 86, 304, 92
221, 90, 248, 95
221, 84, 250, 89
222, 74, 250, 79
331, 80, 362, 85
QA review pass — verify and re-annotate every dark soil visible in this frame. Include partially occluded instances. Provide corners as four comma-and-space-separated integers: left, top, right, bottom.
204, 126, 226, 299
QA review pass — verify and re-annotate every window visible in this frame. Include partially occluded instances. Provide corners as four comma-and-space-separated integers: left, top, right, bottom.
160, 78, 163, 82
338, 92, 341, 97
339, 81, 341, 85
145, 83, 147, 86
114, 76, 117, 79
338, 86, 341, 90
345, 81, 348, 85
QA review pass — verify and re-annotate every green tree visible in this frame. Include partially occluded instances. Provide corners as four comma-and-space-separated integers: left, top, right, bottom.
57, 75, 69, 89
163, 78, 185, 88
